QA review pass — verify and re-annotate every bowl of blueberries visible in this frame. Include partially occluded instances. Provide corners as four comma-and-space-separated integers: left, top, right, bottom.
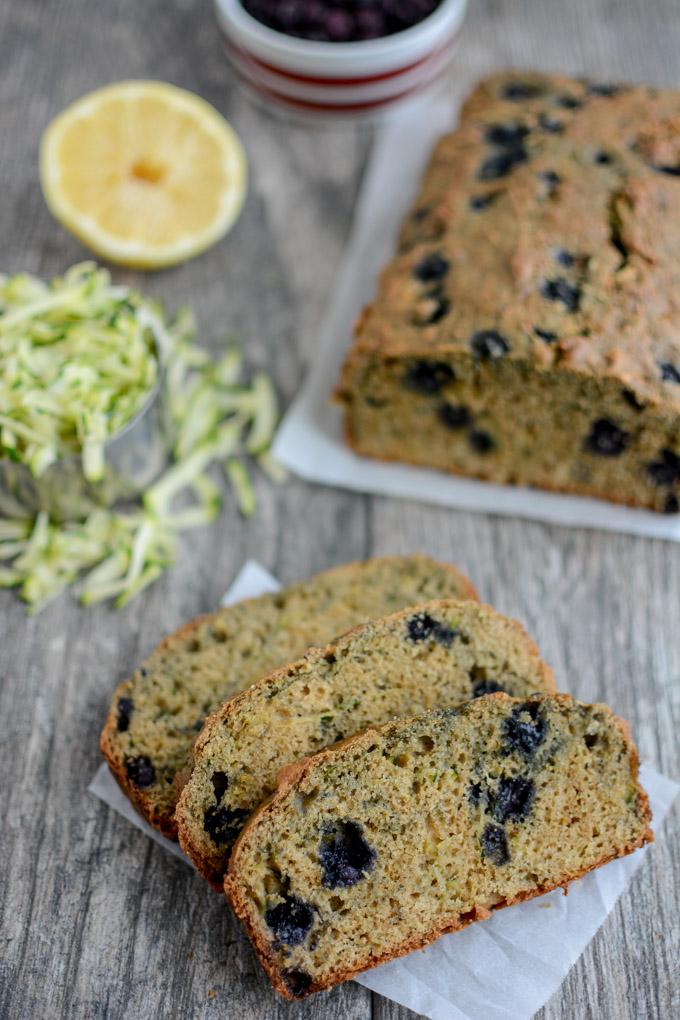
215, 0, 469, 116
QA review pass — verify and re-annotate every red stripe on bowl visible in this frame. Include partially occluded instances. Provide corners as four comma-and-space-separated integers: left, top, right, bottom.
231, 59, 450, 113
222, 30, 455, 86
225, 36, 453, 104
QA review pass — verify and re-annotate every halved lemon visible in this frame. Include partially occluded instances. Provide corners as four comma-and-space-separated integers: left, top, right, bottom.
40, 81, 247, 269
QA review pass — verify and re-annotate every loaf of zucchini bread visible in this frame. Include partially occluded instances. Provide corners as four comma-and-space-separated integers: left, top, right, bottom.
225, 693, 652, 999
336, 71, 680, 513
177, 599, 554, 886
100, 555, 475, 836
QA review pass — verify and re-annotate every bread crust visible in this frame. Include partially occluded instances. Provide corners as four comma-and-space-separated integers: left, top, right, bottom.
176, 599, 555, 885
224, 694, 653, 1000
100, 556, 477, 837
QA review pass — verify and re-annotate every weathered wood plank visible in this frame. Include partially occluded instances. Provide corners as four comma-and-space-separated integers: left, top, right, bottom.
0, 1, 678, 1018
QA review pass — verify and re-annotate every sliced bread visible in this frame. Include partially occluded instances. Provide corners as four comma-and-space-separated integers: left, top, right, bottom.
225, 693, 652, 999
177, 600, 554, 886
100, 555, 476, 836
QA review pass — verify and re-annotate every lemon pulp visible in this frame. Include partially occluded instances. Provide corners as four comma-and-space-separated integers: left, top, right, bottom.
40, 81, 247, 269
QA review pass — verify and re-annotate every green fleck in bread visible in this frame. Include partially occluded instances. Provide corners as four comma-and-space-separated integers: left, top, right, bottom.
177, 600, 554, 887
225, 693, 652, 999
335, 71, 680, 513
100, 555, 476, 837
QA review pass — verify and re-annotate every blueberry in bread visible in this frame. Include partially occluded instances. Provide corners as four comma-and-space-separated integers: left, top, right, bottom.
336, 71, 680, 513
225, 693, 652, 999
177, 599, 554, 886
100, 555, 476, 837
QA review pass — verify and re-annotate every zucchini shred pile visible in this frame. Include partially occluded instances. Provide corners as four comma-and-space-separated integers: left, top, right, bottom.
0, 263, 284, 612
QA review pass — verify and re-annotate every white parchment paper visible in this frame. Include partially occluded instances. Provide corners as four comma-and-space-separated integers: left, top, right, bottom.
89, 560, 679, 1020
272, 98, 680, 542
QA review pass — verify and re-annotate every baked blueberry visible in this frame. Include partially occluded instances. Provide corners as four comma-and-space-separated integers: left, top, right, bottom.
664, 494, 679, 514
471, 679, 506, 698
586, 82, 621, 97
283, 969, 313, 998
125, 755, 156, 788
647, 449, 680, 486
413, 253, 449, 282
116, 696, 134, 732
481, 822, 510, 865
622, 388, 646, 411
538, 170, 561, 196
534, 327, 558, 343
411, 207, 429, 223
539, 113, 564, 133
319, 820, 376, 888
540, 277, 580, 311
595, 151, 613, 165
203, 805, 249, 846
407, 612, 460, 647
403, 359, 454, 394
584, 418, 630, 456
492, 775, 535, 823
555, 249, 575, 267
468, 430, 495, 454
438, 402, 472, 430
501, 81, 545, 101
469, 191, 502, 210
468, 782, 483, 806
407, 612, 439, 642
265, 894, 314, 947
478, 147, 528, 181
659, 362, 680, 384
429, 620, 460, 648
557, 94, 583, 109
502, 702, 548, 757
651, 164, 680, 177
470, 330, 510, 360
484, 122, 529, 148
211, 770, 230, 800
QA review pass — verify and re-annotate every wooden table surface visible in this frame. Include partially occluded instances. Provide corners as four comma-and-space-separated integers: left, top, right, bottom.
1, 1, 678, 1018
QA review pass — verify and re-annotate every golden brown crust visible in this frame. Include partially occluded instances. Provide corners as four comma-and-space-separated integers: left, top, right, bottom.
225, 694, 653, 1000
99, 612, 217, 838
228, 834, 652, 1000
99, 682, 179, 839
335, 71, 680, 513
100, 556, 478, 837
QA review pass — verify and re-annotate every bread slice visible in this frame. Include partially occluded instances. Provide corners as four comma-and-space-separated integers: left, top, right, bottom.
225, 693, 652, 1000
100, 555, 476, 837
177, 600, 554, 887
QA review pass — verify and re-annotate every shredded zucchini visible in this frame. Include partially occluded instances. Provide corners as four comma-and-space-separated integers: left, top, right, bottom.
0, 262, 285, 613
225, 459, 257, 518
0, 262, 160, 481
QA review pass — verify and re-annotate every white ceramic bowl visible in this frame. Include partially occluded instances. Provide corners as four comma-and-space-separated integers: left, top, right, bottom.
215, 0, 469, 117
